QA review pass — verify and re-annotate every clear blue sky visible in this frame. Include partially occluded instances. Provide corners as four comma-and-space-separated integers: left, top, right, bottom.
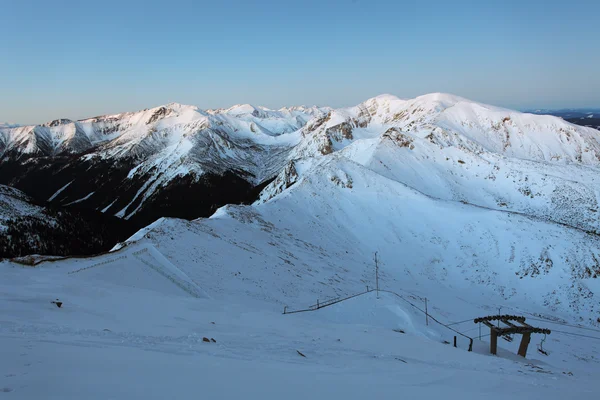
2, 0, 599, 124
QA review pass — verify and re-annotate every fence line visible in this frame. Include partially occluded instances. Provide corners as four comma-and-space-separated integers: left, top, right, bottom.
283, 288, 375, 314
283, 286, 474, 351
67, 254, 129, 274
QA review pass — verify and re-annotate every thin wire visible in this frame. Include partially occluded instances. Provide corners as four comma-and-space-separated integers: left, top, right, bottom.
552, 330, 600, 341
460, 326, 481, 334
446, 318, 474, 326
476, 331, 600, 341
525, 317, 600, 334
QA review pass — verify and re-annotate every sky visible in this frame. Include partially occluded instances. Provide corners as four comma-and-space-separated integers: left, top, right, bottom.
1, 0, 599, 124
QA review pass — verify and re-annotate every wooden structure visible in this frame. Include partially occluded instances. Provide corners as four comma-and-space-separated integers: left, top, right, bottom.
474, 315, 550, 357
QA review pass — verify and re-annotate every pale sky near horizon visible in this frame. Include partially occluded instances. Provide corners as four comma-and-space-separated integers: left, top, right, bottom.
1, 0, 599, 124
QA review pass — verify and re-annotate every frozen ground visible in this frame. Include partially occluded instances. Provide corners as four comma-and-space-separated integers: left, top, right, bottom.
1, 239, 598, 399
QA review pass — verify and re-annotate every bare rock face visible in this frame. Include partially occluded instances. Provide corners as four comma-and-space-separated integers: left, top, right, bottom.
383, 128, 415, 149
257, 162, 299, 204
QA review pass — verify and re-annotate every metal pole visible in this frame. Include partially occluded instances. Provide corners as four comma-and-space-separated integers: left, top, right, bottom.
374, 252, 379, 298
425, 298, 429, 326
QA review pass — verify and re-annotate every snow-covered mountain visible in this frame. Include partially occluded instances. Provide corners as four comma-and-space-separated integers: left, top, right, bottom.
291, 93, 600, 233
112, 152, 600, 323
527, 108, 600, 131
78, 93, 599, 322
0, 102, 330, 226
2, 94, 600, 398
1, 94, 599, 235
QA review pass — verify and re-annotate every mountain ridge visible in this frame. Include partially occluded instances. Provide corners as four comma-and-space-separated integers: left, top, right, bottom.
1, 93, 599, 254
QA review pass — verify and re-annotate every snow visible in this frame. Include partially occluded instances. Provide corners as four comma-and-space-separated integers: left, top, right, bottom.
3, 93, 599, 220
47, 180, 73, 202
100, 198, 117, 213
1, 238, 598, 399
2, 94, 600, 398
2, 174, 600, 398
4, 136, 599, 397
63, 191, 95, 206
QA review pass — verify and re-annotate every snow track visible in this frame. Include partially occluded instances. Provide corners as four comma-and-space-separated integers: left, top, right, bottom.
131, 247, 208, 299
66, 244, 207, 299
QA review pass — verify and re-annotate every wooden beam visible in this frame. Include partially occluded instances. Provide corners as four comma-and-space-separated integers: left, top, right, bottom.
503, 320, 518, 328
482, 321, 496, 330
490, 328, 498, 355
518, 332, 531, 357
474, 315, 527, 324
481, 324, 550, 336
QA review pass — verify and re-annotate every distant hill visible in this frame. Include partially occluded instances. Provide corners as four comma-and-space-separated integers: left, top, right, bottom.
525, 108, 600, 130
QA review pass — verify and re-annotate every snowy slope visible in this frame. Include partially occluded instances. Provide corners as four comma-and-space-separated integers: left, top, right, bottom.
2, 92, 600, 396
291, 94, 600, 233
1, 170, 599, 398
2, 258, 598, 399
295, 93, 600, 165
111, 155, 599, 323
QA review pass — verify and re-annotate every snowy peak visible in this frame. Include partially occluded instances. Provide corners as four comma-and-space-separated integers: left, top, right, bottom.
0, 100, 329, 222
2, 93, 600, 227
295, 92, 600, 165
42, 118, 74, 128
0, 100, 322, 158
219, 103, 268, 117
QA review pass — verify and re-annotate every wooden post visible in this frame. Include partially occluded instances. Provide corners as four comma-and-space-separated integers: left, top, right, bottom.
468, 338, 473, 352
425, 298, 429, 326
283, 306, 287, 314
317, 299, 319, 309
490, 329, 498, 355
453, 336, 457, 348
517, 332, 531, 357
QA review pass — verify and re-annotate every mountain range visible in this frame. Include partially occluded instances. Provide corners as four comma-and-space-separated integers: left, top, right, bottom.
527, 108, 600, 131
0, 103, 331, 228
1, 94, 600, 320
2, 94, 600, 396
1, 93, 599, 232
